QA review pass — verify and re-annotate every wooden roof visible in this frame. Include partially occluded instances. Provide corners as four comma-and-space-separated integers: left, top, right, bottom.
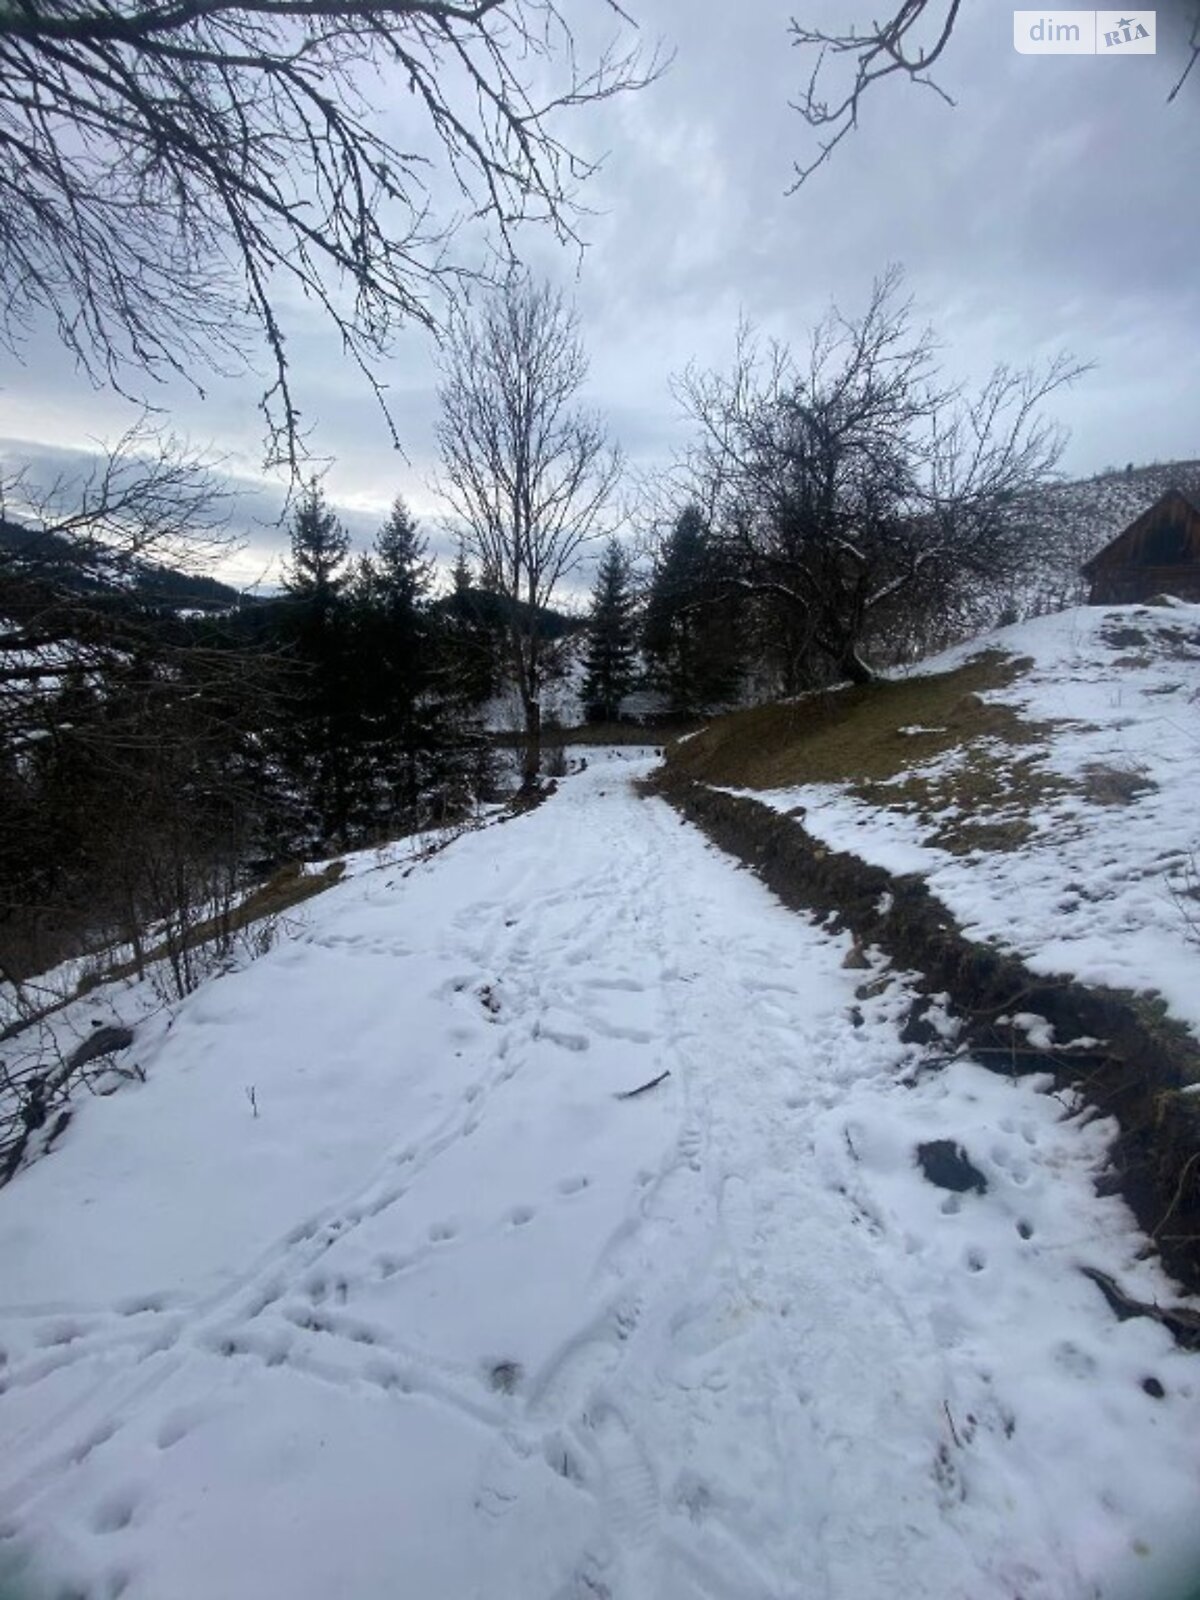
1082, 488, 1200, 576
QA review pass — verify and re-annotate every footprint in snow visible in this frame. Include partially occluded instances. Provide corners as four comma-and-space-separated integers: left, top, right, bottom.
72, 1423, 118, 1465
91, 1491, 139, 1534
156, 1409, 198, 1450
38, 1320, 90, 1348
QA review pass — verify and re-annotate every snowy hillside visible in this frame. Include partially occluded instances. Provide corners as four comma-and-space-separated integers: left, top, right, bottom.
715, 601, 1200, 1041
1047, 461, 1200, 553
1, 749, 1199, 1599
1020, 461, 1200, 611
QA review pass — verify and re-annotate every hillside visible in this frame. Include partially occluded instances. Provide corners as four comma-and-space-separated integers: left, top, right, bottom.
1048, 460, 1200, 544
667, 599, 1200, 1040
1016, 462, 1200, 611
0, 517, 247, 613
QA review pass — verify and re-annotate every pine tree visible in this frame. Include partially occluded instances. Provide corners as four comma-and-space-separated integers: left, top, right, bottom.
582, 537, 636, 722
643, 505, 742, 715
284, 478, 350, 608
440, 545, 500, 710
357, 497, 436, 823
279, 479, 357, 843
417, 546, 499, 820
374, 497, 432, 613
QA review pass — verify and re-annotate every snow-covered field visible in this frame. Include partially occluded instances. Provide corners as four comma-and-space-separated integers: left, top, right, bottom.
1, 752, 1198, 1599
740, 603, 1200, 1039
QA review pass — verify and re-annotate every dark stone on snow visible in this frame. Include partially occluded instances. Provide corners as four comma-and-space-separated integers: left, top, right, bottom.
900, 1001, 941, 1047
1142, 1376, 1166, 1399
916, 1139, 987, 1195
488, 1360, 522, 1394
67, 1024, 134, 1071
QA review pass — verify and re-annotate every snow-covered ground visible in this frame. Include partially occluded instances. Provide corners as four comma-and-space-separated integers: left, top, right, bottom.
1, 752, 1198, 1600
740, 603, 1200, 1039
481, 635, 589, 734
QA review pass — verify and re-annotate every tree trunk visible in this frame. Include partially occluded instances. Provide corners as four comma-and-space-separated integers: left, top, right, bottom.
816, 626, 876, 686
521, 696, 542, 791
840, 644, 876, 685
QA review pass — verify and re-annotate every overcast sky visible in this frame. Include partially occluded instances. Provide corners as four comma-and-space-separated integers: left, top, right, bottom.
1, 0, 1197, 589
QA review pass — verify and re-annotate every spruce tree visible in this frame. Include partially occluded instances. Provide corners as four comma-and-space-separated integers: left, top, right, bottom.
363, 497, 435, 822
643, 505, 741, 715
375, 497, 432, 613
280, 479, 357, 843
582, 537, 636, 722
284, 478, 350, 609
440, 545, 500, 710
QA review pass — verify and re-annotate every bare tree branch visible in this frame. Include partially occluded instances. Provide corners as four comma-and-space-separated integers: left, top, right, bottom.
788, 0, 1200, 186
788, 0, 961, 187
677, 269, 1087, 682
435, 273, 620, 784
0, 0, 661, 469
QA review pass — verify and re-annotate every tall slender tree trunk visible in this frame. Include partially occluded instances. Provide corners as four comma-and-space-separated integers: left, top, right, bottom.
521, 695, 542, 791
517, 614, 542, 792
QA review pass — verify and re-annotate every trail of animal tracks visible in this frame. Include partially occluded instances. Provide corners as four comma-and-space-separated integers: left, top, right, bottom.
0, 751, 1196, 1600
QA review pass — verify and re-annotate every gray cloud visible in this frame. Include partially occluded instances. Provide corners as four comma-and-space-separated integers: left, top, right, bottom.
1, 0, 1196, 539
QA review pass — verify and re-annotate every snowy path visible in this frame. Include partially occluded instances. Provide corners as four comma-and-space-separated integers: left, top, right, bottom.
0, 753, 1196, 1600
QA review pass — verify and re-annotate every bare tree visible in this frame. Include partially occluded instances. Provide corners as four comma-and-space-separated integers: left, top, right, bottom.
0, 1, 659, 468
679, 269, 1085, 683
788, 1, 1200, 186
436, 275, 619, 786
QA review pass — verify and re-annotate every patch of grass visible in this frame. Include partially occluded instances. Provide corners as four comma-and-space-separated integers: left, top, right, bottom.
1103, 619, 1200, 663
1081, 763, 1157, 807
666, 652, 1036, 789
858, 744, 1067, 855
233, 859, 346, 926
1102, 624, 1150, 651
665, 651, 1085, 857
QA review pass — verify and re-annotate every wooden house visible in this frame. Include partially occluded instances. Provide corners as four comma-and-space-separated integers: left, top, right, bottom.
1083, 489, 1200, 604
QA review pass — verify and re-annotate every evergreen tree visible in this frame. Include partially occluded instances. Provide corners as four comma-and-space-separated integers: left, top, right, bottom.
440, 544, 500, 710
643, 505, 742, 715
284, 478, 350, 608
356, 497, 437, 824
279, 480, 357, 843
374, 497, 432, 612
582, 537, 636, 722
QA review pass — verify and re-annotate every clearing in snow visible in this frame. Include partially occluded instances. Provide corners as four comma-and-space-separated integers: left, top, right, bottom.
0, 751, 1198, 1599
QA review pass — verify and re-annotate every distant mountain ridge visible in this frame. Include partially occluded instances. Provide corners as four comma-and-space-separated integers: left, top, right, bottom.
0, 516, 248, 612
5, 459, 1199, 624
0, 518, 589, 635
